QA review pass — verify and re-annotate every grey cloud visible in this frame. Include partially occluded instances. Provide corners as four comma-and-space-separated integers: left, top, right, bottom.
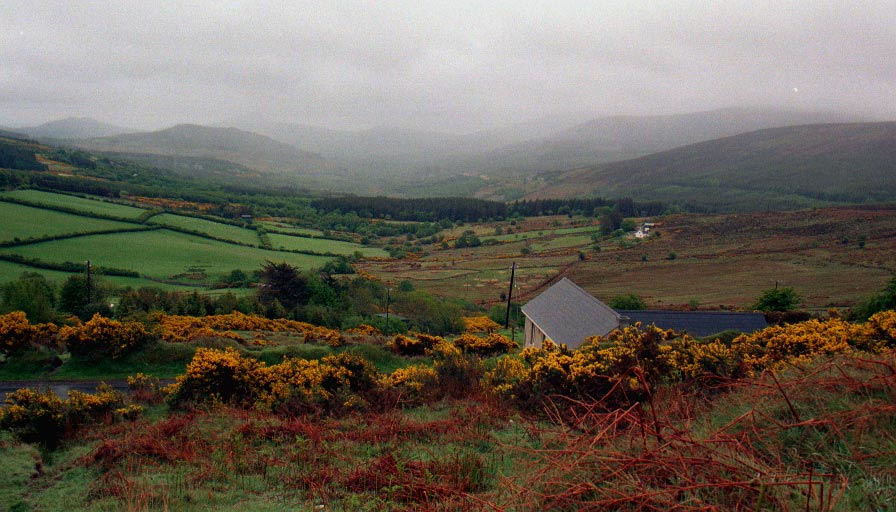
1, 1, 893, 131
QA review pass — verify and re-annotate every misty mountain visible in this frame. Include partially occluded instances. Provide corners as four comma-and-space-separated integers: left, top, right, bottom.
231, 108, 865, 180
17, 117, 133, 139
72, 124, 337, 177
526, 122, 896, 211
228, 114, 590, 176
479, 108, 864, 175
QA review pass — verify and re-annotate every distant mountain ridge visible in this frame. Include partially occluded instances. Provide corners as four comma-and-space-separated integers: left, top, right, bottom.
479, 108, 863, 174
526, 122, 896, 211
72, 124, 336, 177
229, 108, 866, 179
9, 109, 886, 207
17, 117, 133, 139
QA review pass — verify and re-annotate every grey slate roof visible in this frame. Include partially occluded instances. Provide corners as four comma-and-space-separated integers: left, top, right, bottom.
617, 310, 768, 337
521, 278, 620, 348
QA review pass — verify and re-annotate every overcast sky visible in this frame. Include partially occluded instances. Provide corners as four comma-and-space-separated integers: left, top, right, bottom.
2, 1, 894, 132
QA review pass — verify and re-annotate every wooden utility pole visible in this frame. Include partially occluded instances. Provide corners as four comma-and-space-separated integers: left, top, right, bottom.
86, 260, 92, 304
385, 286, 391, 336
504, 262, 516, 329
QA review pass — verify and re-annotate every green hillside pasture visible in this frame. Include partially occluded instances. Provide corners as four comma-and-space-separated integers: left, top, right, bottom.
0, 259, 205, 291
268, 233, 389, 257
5, 229, 332, 283
531, 234, 593, 252
258, 221, 323, 237
0, 189, 147, 219
481, 225, 597, 244
149, 213, 260, 246
0, 202, 139, 243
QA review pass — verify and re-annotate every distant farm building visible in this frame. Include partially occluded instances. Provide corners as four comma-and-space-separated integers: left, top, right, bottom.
521, 278, 767, 349
634, 222, 655, 239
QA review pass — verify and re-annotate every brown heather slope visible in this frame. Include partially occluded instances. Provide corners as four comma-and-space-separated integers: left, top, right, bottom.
526, 122, 896, 212
359, 205, 896, 311
570, 205, 896, 310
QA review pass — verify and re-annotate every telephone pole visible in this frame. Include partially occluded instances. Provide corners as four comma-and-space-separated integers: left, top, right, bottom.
86, 260, 92, 305
504, 262, 516, 329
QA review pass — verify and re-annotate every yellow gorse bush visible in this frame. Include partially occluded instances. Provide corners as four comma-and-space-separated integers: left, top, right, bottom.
168, 347, 379, 413
388, 332, 445, 355
453, 332, 519, 356
0, 311, 59, 355
463, 316, 502, 333
155, 312, 313, 343
485, 356, 527, 397
859, 310, 896, 352
346, 324, 382, 336
732, 316, 862, 372
58, 313, 151, 359
155, 312, 345, 346
386, 365, 439, 403
502, 313, 896, 409
0, 384, 138, 449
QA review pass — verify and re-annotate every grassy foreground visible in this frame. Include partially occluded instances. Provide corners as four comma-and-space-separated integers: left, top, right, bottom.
1, 349, 894, 510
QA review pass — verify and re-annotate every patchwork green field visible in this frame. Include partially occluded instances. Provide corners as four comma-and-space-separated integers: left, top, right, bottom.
267, 233, 389, 257
0, 189, 147, 219
0, 259, 204, 291
258, 221, 324, 237
148, 213, 261, 246
0, 202, 139, 242
0, 191, 387, 287
5, 230, 332, 284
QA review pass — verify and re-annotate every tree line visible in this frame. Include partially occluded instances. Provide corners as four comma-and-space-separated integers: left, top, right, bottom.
313, 195, 667, 223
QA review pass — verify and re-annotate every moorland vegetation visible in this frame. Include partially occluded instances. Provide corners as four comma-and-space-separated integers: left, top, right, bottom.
1, 120, 896, 509
2, 305, 896, 509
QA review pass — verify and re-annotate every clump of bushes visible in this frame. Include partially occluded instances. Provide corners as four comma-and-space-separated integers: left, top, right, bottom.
430, 340, 483, 399
385, 365, 439, 405
462, 316, 501, 333
489, 312, 896, 413
166, 347, 381, 414
453, 332, 518, 356
58, 313, 151, 360
0, 384, 139, 449
0, 311, 59, 356
388, 332, 445, 356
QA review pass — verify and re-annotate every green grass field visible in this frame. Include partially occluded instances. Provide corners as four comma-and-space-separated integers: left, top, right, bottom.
530, 234, 592, 251
0, 202, 139, 242
0, 259, 210, 291
149, 213, 261, 246
480, 225, 597, 244
0, 189, 147, 219
258, 221, 324, 237
267, 233, 388, 257
5, 229, 333, 283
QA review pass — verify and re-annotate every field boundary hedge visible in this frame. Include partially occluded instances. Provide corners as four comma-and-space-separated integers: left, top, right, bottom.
0, 194, 144, 223
0, 253, 141, 277
0, 226, 159, 248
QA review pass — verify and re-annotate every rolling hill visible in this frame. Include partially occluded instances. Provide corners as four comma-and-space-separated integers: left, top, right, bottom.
480, 108, 863, 175
72, 124, 337, 178
526, 122, 896, 211
17, 117, 133, 139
